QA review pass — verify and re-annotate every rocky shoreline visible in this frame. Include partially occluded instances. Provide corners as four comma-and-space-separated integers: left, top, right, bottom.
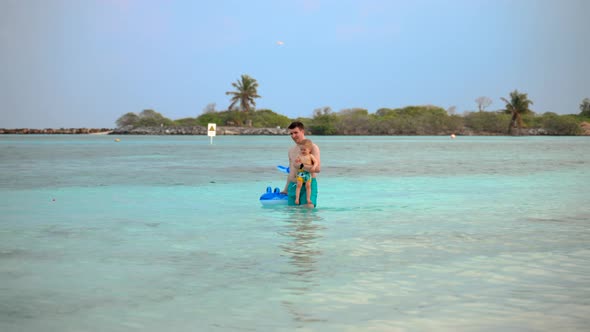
0, 128, 113, 135
0, 126, 289, 135
1, 125, 588, 136
111, 125, 289, 135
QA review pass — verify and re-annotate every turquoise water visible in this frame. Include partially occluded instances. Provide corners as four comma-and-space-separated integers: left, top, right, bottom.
1, 135, 589, 331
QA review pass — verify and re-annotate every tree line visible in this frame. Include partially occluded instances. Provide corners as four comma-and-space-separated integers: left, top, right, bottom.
115, 75, 590, 136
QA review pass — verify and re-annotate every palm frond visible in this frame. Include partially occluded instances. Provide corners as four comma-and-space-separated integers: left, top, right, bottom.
225, 74, 261, 112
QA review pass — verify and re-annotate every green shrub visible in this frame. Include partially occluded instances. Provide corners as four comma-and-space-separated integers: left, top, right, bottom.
464, 111, 510, 133
173, 118, 201, 127
115, 112, 139, 128
541, 114, 581, 135
248, 109, 292, 128
309, 109, 338, 135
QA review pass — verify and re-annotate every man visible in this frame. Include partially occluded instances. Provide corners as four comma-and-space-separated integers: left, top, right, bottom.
282, 121, 321, 207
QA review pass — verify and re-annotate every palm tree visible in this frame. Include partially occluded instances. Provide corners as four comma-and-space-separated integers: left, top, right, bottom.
501, 90, 533, 135
580, 98, 590, 116
225, 74, 261, 112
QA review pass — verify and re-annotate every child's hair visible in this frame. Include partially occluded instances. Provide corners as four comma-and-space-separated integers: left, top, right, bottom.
299, 139, 313, 149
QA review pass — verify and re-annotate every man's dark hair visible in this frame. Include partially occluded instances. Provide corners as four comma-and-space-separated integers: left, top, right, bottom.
288, 121, 305, 130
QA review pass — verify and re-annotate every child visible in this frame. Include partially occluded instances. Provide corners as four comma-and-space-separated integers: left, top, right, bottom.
294, 139, 317, 206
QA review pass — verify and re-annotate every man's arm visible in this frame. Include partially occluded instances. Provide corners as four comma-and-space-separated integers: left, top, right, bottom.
305, 144, 320, 173
307, 154, 318, 172
282, 148, 295, 193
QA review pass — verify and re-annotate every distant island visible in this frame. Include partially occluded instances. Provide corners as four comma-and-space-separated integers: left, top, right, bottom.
2, 122, 590, 136
3, 106, 590, 136
3, 79, 590, 136
6, 78, 590, 136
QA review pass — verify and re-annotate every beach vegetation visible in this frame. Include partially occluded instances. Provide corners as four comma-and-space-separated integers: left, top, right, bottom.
334, 108, 372, 135
173, 117, 201, 127
541, 113, 582, 135
247, 109, 292, 128
116, 112, 139, 128
501, 90, 534, 135
579, 98, 590, 117
203, 103, 217, 114
309, 107, 338, 135
475, 96, 493, 112
195, 111, 223, 126
194, 109, 245, 126
115, 109, 174, 128
135, 109, 174, 127
226, 74, 261, 112
114, 106, 586, 135
113, 90, 586, 135
192, 109, 289, 128
312, 105, 465, 135
463, 111, 510, 133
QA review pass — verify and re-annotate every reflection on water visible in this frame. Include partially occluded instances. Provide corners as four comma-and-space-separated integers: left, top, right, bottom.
277, 208, 327, 323
278, 208, 325, 290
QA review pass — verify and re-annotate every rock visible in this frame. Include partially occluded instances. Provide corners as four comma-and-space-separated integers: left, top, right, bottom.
0, 128, 113, 134
110, 126, 288, 135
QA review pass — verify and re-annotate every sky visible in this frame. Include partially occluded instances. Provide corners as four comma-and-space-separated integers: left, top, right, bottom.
1, 0, 589, 128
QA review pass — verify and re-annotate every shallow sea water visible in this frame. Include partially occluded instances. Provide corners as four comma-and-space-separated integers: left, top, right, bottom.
1, 135, 589, 331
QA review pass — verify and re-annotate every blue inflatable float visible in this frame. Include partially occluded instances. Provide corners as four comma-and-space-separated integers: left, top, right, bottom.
276, 165, 290, 174
260, 186, 288, 206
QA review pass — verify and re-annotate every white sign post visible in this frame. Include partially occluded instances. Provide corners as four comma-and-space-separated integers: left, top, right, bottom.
207, 123, 216, 144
